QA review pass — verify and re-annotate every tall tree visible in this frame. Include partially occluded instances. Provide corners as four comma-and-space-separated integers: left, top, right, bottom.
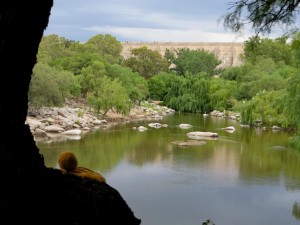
29, 63, 81, 107
77, 60, 107, 97
37, 34, 66, 63
123, 46, 170, 79
87, 75, 131, 117
107, 64, 149, 104
162, 73, 212, 113
168, 48, 221, 76
49, 52, 101, 75
243, 36, 292, 64
85, 34, 123, 64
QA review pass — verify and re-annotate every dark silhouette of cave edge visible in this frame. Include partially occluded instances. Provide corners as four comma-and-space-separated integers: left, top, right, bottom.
0, 1, 141, 224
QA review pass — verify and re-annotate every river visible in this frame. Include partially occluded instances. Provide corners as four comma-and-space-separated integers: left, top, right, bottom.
37, 112, 300, 225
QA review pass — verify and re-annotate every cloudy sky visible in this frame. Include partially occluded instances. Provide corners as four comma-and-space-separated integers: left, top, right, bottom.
44, 0, 278, 43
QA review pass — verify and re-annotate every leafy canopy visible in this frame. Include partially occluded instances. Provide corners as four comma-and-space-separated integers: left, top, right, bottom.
106, 64, 149, 104
166, 48, 221, 76
243, 36, 292, 65
123, 46, 170, 79
29, 63, 80, 107
87, 75, 131, 117
221, 0, 300, 34
85, 34, 123, 64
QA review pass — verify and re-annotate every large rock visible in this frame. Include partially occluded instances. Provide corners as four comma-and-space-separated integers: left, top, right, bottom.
61, 129, 81, 135
187, 131, 218, 138
44, 125, 65, 133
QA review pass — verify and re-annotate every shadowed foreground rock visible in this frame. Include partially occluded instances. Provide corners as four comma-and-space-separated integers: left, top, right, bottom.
0, 1, 141, 224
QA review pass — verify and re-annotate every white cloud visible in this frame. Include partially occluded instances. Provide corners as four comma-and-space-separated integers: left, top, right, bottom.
83, 26, 251, 42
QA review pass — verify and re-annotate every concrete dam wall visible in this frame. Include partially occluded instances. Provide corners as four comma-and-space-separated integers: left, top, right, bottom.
121, 42, 244, 68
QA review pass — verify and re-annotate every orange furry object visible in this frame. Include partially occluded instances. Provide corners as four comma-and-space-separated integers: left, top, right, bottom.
58, 151, 78, 172
58, 151, 106, 183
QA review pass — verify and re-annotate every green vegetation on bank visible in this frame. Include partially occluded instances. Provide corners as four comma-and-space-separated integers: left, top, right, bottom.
31, 33, 300, 150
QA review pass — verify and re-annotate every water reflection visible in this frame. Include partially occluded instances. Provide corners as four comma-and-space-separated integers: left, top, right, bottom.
38, 113, 300, 225
293, 202, 300, 220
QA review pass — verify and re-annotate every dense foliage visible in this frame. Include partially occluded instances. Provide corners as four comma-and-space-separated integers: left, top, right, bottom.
165, 48, 221, 75
221, 0, 300, 149
123, 46, 170, 79
31, 32, 300, 149
33, 34, 148, 117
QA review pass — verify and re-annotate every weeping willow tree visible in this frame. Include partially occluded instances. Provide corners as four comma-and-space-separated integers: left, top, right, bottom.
163, 73, 211, 113
286, 73, 300, 149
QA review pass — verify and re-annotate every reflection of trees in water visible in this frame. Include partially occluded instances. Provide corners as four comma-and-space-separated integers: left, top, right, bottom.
240, 127, 255, 143
239, 143, 300, 188
40, 115, 300, 187
39, 126, 143, 170
237, 125, 300, 189
293, 202, 300, 220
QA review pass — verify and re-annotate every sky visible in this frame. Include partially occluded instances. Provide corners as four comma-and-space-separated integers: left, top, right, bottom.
44, 0, 280, 43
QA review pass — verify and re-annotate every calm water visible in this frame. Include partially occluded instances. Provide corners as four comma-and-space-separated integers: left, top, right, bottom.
38, 113, 300, 225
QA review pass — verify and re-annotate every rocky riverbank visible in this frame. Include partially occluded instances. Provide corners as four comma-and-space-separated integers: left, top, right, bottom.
26, 98, 175, 143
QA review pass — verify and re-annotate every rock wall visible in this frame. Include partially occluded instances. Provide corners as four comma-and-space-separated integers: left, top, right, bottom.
121, 42, 244, 68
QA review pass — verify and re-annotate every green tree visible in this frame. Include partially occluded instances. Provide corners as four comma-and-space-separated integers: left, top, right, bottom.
77, 61, 107, 97
163, 73, 211, 113
87, 75, 131, 117
49, 52, 101, 75
243, 36, 292, 65
170, 48, 221, 76
37, 34, 66, 63
286, 73, 300, 147
29, 63, 80, 107
148, 72, 173, 100
188, 74, 211, 113
222, 58, 289, 100
220, 66, 243, 81
209, 78, 238, 111
235, 89, 292, 127
106, 64, 149, 104
38, 34, 83, 63
252, 90, 289, 127
85, 34, 123, 64
123, 46, 170, 79
239, 101, 254, 126
291, 32, 300, 68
